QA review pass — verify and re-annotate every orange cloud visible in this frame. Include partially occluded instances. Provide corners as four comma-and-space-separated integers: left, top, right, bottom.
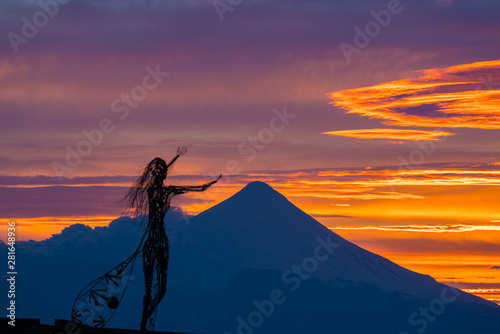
323, 128, 454, 141
329, 59, 500, 129
330, 223, 500, 233
289, 191, 423, 200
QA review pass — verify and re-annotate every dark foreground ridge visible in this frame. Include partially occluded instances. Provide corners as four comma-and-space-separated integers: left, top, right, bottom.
1, 318, 196, 334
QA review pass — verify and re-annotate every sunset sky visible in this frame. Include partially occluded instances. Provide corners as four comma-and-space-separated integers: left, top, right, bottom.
1, 0, 499, 304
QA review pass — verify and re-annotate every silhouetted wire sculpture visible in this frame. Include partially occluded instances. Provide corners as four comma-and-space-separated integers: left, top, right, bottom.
71, 146, 221, 332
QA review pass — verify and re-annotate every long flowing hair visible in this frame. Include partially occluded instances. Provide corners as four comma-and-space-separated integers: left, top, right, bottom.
117, 146, 187, 223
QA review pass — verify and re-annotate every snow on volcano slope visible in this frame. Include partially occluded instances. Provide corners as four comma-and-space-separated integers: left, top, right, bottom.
5, 182, 500, 334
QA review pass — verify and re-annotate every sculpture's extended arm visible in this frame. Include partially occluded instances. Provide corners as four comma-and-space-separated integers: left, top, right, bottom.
170, 174, 222, 195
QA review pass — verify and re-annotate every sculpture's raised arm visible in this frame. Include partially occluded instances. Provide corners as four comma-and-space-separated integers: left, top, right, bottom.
166, 146, 188, 169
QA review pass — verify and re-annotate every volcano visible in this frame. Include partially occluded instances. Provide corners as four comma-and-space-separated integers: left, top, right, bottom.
9, 181, 500, 333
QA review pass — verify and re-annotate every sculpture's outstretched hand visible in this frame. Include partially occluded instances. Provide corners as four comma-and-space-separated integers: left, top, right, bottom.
170, 174, 222, 195
177, 146, 188, 156
202, 173, 222, 190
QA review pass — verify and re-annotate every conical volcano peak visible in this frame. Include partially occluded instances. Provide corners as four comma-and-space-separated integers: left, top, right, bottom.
192, 180, 329, 248
242, 180, 274, 191
230, 181, 288, 202
216, 181, 296, 213
234, 181, 283, 199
